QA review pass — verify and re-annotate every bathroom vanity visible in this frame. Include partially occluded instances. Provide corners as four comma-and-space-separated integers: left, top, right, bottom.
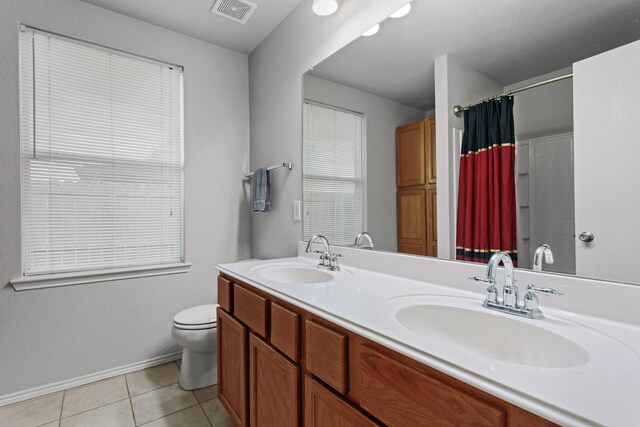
216, 244, 640, 426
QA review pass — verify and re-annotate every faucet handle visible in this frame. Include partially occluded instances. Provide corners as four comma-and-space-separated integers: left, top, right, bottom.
526, 284, 563, 296
469, 276, 498, 304
469, 276, 494, 284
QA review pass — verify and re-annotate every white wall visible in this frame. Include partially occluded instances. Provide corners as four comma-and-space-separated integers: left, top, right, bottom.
249, 0, 408, 259
507, 68, 573, 141
0, 0, 250, 397
434, 55, 503, 260
573, 39, 640, 284
303, 75, 425, 251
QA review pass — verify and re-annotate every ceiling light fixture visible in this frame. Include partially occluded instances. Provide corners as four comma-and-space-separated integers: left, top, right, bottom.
362, 23, 380, 37
389, 2, 411, 18
312, 0, 339, 16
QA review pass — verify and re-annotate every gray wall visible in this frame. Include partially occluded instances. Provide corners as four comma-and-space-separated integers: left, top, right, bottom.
0, 0, 250, 396
506, 67, 574, 140
303, 75, 425, 252
249, 0, 408, 259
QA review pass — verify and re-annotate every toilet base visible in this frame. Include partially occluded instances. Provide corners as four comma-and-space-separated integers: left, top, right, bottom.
179, 348, 217, 390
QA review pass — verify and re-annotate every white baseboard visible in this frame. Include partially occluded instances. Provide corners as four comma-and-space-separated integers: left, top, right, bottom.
0, 351, 183, 408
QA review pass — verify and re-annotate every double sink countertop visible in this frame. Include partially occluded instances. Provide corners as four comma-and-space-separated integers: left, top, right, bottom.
217, 243, 640, 426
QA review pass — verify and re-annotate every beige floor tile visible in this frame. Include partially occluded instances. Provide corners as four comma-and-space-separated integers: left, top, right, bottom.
125, 363, 180, 397
0, 392, 63, 427
192, 385, 217, 404
139, 405, 210, 427
62, 376, 129, 418
200, 399, 233, 427
174, 360, 181, 369
60, 399, 134, 427
130, 384, 197, 425
38, 422, 60, 427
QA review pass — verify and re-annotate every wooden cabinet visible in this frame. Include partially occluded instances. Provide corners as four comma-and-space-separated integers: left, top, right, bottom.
217, 273, 555, 427
305, 320, 348, 394
396, 118, 437, 257
396, 188, 427, 256
218, 275, 233, 313
270, 302, 300, 362
353, 344, 505, 427
396, 120, 426, 187
234, 285, 268, 338
218, 308, 249, 427
305, 376, 378, 427
249, 333, 300, 427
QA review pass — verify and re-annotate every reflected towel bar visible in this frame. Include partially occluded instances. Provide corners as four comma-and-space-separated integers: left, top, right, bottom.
245, 162, 293, 179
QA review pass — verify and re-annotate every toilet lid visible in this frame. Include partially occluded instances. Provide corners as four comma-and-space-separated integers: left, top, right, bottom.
173, 304, 218, 326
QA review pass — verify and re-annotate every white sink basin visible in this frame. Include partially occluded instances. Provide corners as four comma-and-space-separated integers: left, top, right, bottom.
256, 265, 334, 284
395, 304, 590, 368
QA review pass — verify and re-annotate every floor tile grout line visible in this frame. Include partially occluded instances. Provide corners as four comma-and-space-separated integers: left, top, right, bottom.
59, 397, 131, 422
125, 363, 181, 398
135, 400, 200, 427
198, 402, 215, 427
59, 389, 65, 422
124, 374, 137, 426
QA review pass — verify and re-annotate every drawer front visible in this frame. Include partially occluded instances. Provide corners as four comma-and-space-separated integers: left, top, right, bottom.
355, 344, 506, 427
233, 284, 268, 338
217, 275, 233, 313
305, 320, 348, 394
270, 302, 300, 362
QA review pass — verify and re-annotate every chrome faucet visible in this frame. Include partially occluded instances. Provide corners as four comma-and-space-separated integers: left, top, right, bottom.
469, 252, 562, 319
532, 244, 554, 271
305, 235, 342, 271
354, 232, 375, 250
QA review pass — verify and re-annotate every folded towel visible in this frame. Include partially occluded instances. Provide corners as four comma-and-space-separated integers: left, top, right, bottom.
251, 167, 272, 212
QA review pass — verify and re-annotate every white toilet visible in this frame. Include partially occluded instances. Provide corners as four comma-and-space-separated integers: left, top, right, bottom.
171, 304, 218, 390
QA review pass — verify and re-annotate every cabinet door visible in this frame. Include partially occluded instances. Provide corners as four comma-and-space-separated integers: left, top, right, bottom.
218, 309, 248, 427
397, 188, 427, 255
396, 120, 426, 187
249, 333, 299, 427
426, 186, 437, 257
425, 117, 437, 185
305, 376, 378, 427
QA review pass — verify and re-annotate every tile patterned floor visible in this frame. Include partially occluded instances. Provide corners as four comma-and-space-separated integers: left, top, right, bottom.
0, 360, 233, 427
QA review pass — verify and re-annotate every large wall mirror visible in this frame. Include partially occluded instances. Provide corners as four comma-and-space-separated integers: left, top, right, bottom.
302, 0, 640, 284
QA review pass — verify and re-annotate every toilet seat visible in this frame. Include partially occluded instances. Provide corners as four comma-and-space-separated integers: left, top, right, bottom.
173, 304, 218, 330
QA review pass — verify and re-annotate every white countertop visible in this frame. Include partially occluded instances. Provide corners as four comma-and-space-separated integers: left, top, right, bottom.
217, 246, 640, 426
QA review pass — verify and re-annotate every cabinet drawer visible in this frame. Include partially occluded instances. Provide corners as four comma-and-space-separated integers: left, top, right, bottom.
354, 344, 506, 427
217, 275, 233, 313
305, 320, 348, 394
270, 302, 300, 362
234, 285, 268, 338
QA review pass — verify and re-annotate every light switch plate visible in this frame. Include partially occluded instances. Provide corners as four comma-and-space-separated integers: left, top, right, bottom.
293, 200, 301, 221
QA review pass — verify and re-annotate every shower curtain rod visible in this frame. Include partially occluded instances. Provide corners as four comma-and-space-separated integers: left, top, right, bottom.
452, 73, 573, 117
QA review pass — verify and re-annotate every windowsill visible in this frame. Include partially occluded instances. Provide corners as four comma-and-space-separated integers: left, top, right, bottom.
10, 262, 192, 291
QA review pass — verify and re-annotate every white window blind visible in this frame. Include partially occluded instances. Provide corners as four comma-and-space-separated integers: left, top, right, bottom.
19, 28, 184, 276
303, 101, 365, 246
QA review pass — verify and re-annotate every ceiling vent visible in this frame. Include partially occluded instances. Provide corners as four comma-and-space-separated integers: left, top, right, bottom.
210, 0, 257, 24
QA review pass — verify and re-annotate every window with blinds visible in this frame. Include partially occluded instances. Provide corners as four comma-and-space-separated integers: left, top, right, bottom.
19, 28, 184, 276
303, 101, 365, 246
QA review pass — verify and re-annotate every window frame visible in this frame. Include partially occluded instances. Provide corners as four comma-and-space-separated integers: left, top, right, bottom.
12, 25, 188, 290
302, 100, 368, 246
